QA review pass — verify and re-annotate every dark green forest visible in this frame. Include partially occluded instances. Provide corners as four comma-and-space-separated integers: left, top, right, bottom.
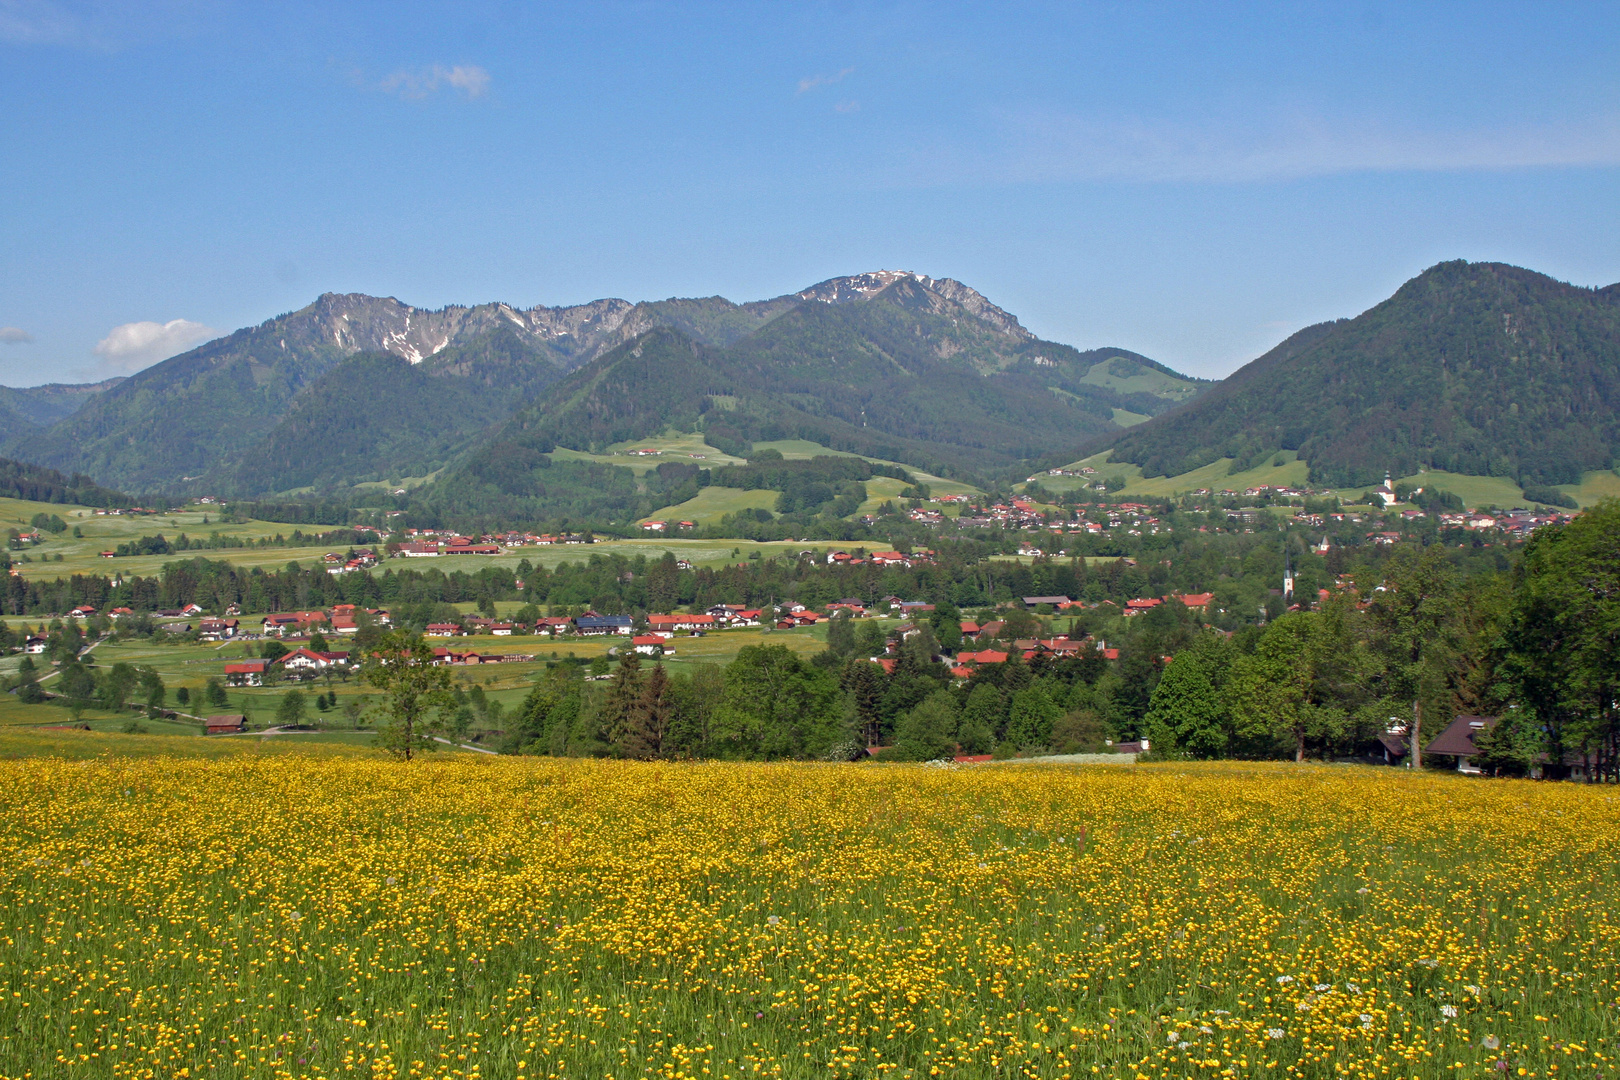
1104, 262, 1620, 488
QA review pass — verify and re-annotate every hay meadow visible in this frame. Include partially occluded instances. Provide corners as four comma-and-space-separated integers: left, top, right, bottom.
0, 756, 1615, 1079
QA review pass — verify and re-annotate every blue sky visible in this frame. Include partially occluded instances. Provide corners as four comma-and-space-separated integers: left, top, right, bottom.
2, 1, 1618, 386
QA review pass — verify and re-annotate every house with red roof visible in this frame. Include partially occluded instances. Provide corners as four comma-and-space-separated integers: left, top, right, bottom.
224, 659, 268, 687
647, 613, 716, 633
631, 634, 667, 656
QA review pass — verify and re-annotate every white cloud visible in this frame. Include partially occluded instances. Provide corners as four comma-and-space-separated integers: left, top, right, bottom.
0, 0, 80, 44
835, 99, 861, 114
0, 326, 32, 344
377, 63, 491, 101
798, 67, 854, 94
0, 0, 205, 50
914, 109, 1620, 185
93, 318, 215, 372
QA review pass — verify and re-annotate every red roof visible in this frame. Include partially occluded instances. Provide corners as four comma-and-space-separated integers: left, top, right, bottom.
632, 634, 665, 646
647, 613, 715, 628
1178, 593, 1214, 608
960, 649, 1008, 665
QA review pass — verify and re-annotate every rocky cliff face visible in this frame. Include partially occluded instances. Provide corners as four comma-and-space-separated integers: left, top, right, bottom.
282, 271, 1034, 372
794, 271, 1033, 339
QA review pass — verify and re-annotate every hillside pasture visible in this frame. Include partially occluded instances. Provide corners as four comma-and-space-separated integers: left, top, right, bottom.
0, 495, 346, 582
638, 485, 781, 526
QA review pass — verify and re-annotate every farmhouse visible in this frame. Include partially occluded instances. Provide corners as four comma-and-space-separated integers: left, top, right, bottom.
574, 614, 634, 636
224, 659, 267, 687
279, 648, 350, 678
647, 613, 716, 633
631, 634, 667, 656
532, 616, 574, 635
204, 714, 245, 735
197, 618, 239, 641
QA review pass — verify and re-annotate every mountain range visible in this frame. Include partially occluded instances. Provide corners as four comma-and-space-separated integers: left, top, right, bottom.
5, 259, 1619, 524
0, 271, 1205, 496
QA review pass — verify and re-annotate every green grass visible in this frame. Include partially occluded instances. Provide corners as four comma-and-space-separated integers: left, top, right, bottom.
1556, 469, 1620, 508
552, 431, 749, 474
1384, 470, 1525, 510
1076, 356, 1202, 399
1039, 453, 1615, 511
855, 476, 911, 517
640, 486, 781, 525
1110, 408, 1151, 428
0, 726, 381, 759
748, 440, 984, 499
9, 625, 837, 745
0, 495, 353, 582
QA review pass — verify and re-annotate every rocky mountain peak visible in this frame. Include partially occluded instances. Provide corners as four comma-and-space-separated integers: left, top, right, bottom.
795, 271, 1032, 339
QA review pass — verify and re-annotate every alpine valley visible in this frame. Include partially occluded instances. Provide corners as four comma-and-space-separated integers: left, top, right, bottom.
4, 259, 1620, 527
0, 272, 1204, 505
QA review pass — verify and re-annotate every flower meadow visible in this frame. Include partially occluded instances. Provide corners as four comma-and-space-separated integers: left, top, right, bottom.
0, 758, 1616, 1080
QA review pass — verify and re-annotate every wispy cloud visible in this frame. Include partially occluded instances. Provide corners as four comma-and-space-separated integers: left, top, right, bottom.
0, 0, 205, 50
0, 0, 81, 44
797, 67, 853, 94
835, 99, 860, 114
0, 327, 33, 344
93, 318, 215, 373
375, 63, 491, 101
944, 109, 1620, 184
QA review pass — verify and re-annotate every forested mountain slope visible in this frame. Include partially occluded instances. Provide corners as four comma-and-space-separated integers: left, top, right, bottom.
429, 275, 1211, 516
1, 273, 1204, 496
1099, 261, 1620, 488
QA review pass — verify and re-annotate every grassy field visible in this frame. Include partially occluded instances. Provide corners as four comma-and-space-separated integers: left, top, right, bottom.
747, 440, 984, 499
0, 625, 839, 743
1043, 453, 1620, 511
0, 726, 385, 759
1042, 451, 1314, 499
639, 486, 782, 526
1077, 356, 1202, 400
552, 431, 749, 475
0, 495, 354, 582
0, 759, 1612, 1079
1556, 469, 1620, 508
